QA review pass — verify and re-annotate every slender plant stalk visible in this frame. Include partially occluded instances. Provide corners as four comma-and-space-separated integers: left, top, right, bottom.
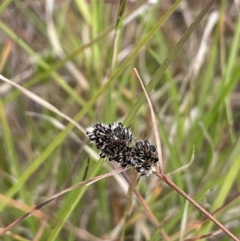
120, 174, 140, 239
153, 169, 240, 241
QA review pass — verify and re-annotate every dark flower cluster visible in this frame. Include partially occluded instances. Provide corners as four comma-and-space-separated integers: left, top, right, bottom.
86, 122, 159, 176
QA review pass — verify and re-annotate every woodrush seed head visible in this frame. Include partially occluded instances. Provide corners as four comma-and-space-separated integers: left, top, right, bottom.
86, 122, 133, 161
133, 140, 159, 176
86, 122, 159, 176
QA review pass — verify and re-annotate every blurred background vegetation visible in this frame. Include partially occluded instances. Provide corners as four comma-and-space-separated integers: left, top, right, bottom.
0, 0, 240, 240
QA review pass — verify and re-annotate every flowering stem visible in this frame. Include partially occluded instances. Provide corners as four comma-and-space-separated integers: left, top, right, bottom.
153, 170, 239, 241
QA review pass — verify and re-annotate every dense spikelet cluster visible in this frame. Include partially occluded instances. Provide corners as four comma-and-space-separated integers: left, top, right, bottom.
86, 122, 159, 176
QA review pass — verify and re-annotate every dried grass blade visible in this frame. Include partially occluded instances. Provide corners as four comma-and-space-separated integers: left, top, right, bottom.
133, 68, 163, 172
0, 74, 84, 133
0, 167, 126, 236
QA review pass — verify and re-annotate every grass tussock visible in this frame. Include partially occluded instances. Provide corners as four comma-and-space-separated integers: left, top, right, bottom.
0, 0, 240, 240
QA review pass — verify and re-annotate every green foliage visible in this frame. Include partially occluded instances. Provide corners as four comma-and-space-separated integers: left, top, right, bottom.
0, 0, 240, 240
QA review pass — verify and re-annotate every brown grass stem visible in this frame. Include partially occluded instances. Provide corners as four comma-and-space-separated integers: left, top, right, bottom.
153, 169, 239, 241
